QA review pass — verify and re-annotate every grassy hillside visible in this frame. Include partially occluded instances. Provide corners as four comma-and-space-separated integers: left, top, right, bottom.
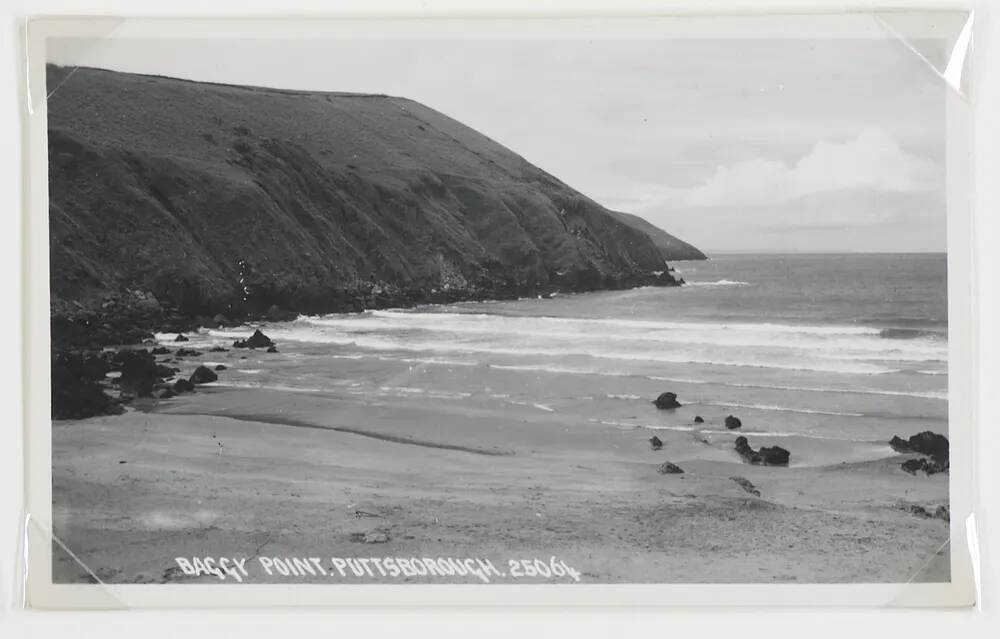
607, 211, 706, 261
47, 65, 700, 338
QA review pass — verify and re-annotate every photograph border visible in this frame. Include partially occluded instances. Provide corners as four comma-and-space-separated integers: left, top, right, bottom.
19, 11, 978, 609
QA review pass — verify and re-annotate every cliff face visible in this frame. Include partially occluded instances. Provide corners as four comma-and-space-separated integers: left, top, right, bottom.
47, 65, 700, 330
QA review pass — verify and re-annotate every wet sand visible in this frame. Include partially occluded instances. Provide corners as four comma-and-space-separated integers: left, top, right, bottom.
51, 385, 950, 584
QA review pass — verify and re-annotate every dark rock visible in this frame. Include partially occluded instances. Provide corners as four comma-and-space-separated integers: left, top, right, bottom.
724, 415, 742, 430
175, 348, 202, 357
215, 364, 227, 371
652, 392, 681, 409
935, 505, 950, 521
901, 457, 949, 476
657, 461, 684, 474
889, 435, 910, 453
649, 436, 663, 451
907, 431, 949, 463
174, 334, 189, 342
888, 431, 949, 463
151, 346, 170, 355
693, 416, 704, 423
729, 476, 761, 497
734, 436, 790, 466
158, 388, 176, 399
51, 352, 122, 420
900, 459, 924, 474
759, 445, 791, 466
112, 349, 160, 396
173, 378, 195, 393
153, 364, 176, 378
734, 436, 760, 464
189, 365, 218, 384
267, 345, 279, 353
233, 329, 274, 349
209, 346, 229, 352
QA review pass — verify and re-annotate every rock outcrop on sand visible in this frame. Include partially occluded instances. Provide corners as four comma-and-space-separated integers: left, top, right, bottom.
649, 436, 663, 451
693, 416, 704, 424
657, 462, 684, 474
724, 415, 742, 430
652, 392, 682, 409
890, 431, 949, 475
734, 436, 791, 466
51, 345, 230, 418
46, 64, 703, 353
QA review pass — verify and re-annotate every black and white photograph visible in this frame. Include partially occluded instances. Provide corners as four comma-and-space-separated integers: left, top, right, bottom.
23, 12, 976, 603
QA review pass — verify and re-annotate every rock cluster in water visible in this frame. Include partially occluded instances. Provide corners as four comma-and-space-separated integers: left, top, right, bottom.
734, 436, 790, 466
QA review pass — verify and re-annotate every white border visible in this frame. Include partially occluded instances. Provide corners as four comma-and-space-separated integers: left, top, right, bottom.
19, 10, 977, 610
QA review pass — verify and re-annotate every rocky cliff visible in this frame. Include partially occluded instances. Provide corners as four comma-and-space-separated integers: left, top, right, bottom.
46, 65, 703, 346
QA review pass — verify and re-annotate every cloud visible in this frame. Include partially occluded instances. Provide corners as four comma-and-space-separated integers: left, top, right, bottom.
676, 130, 940, 208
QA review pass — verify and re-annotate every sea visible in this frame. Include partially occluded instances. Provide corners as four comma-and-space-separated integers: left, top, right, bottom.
170, 253, 949, 468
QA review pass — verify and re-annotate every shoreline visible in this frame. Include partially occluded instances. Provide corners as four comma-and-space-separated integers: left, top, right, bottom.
51, 385, 951, 585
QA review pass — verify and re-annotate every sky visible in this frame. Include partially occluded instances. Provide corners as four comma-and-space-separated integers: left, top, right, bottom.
47, 21, 950, 253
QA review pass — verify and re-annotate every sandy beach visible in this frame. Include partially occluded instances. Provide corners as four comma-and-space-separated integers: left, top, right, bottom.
52, 380, 950, 584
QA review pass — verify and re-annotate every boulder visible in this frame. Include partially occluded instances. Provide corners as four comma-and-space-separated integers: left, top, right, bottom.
175, 348, 202, 357
209, 346, 229, 352
693, 415, 704, 423
215, 364, 227, 371
652, 392, 681, 409
173, 378, 195, 393
657, 461, 684, 474
267, 345, 279, 353
189, 365, 219, 385
759, 445, 791, 466
649, 436, 663, 451
233, 329, 274, 349
158, 388, 176, 399
174, 334, 189, 342
724, 415, 742, 430
151, 346, 171, 355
